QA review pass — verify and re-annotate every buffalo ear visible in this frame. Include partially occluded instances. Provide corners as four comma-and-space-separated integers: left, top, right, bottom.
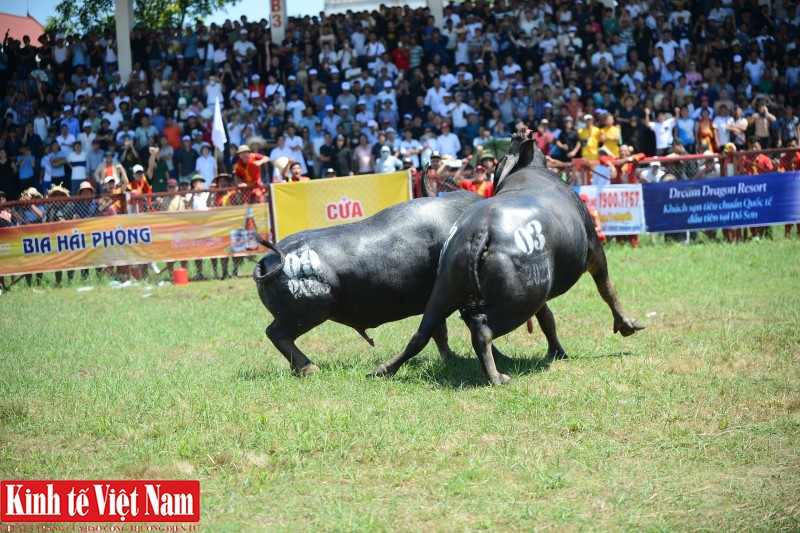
517, 137, 536, 168
531, 142, 546, 167
493, 152, 519, 193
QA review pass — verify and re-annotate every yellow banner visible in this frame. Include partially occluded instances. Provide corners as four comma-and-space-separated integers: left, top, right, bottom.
269, 172, 411, 241
0, 204, 270, 276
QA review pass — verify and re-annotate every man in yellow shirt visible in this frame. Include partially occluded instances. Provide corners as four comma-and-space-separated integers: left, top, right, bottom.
578, 114, 601, 161
600, 114, 621, 158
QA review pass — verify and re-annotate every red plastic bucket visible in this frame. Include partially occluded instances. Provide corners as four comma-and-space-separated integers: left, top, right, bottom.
173, 267, 189, 285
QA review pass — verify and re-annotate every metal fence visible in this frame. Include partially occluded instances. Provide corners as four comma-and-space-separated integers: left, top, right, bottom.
2, 147, 797, 230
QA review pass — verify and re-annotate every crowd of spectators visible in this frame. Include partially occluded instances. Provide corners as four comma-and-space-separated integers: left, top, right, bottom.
0, 0, 799, 210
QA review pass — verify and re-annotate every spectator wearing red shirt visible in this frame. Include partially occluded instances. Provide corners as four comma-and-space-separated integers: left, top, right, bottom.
391, 42, 411, 73
233, 144, 270, 203
457, 165, 494, 198
533, 120, 554, 156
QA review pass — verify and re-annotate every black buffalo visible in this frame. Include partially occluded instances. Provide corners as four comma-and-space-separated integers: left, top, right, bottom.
368, 135, 645, 385
252, 137, 534, 375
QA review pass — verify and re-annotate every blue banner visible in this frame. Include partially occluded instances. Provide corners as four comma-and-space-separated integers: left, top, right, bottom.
643, 172, 800, 233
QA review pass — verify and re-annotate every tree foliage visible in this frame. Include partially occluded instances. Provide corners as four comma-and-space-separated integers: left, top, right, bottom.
45, 0, 238, 34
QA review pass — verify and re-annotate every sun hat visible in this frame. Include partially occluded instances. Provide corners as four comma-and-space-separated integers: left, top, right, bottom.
78, 181, 95, 193
47, 184, 71, 197
237, 144, 251, 154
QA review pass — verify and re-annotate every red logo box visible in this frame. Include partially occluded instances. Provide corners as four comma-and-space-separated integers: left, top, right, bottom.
1, 480, 200, 522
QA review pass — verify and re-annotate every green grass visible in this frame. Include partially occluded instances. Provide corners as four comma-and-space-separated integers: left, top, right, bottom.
1, 238, 799, 531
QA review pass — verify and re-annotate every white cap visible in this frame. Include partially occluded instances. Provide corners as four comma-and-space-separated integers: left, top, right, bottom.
240, 29, 248, 34
330, 66, 340, 74
250, 91, 260, 98
82, 120, 92, 127
288, 75, 296, 81
132, 164, 144, 173
340, 104, 350, 110
583, 114, 593, 120
381, 145, 390, 152
252, 74, 260, 80
309, 68, 318, 75
64, 105, 72, 111
357, 98, 367, 105
178, 97, 187, 106
383, 81, 392, 88
325, 104, 334, 111
733, 54, 742, 62
341, 82, 351, 90
367, 119, 378, 127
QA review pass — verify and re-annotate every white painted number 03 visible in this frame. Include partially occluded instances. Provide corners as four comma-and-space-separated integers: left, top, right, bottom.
514, 220, 545, 254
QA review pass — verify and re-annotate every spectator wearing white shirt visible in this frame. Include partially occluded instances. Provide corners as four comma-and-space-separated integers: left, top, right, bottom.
77, 121, 96, 153
590, 43, 614, 69
744, 51, 765, 86
376, 81, 397, 111
654, 30, 680, 64
286, 92, 307, 124
284, 126, 308, 174
233, 29, 256, 60
195, 144, 217, 187
399, 129, 423, 168
322, 105, 342, 137
56, 124, 76, 155
66, 141, 88, 195
643, 107, 678, 156
436, 123, 461, 158
204, 76, 224, 107
712, 105, 733, 148
451, 93, 475, 131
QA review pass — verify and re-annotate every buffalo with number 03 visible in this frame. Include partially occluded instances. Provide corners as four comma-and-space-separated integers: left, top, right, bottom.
368, 131, 645, 386
252, 135, 537, 375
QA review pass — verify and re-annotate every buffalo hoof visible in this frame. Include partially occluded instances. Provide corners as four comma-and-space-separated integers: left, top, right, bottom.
366, 364, 390, 378
614, 318, 646, 337
490, 373, 512, 386
298, 364, 321, 377
438, 349, 458, 364
547, 350, 568, 360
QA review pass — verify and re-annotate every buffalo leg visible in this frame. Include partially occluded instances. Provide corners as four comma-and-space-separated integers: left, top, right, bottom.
536, 304, 567, 359
266, 320, 321, 376
587, 246, 645, 337
463, 311, 511, 386
431, 322, 457, 363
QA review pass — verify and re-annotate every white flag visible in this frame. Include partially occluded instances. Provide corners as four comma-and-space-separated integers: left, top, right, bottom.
211, 97, 227, 151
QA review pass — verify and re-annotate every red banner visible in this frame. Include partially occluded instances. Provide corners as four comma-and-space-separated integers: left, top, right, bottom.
1, 480, 199, 522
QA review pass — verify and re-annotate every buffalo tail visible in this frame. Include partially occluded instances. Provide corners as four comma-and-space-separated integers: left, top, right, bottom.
420, 161, 434, 198
252, 233, 286, 284
468, 231, 490, 297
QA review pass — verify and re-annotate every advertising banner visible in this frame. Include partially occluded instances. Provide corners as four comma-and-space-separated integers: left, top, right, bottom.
270, 171, 412, 241
573, 184, 646, 236
642, 172, 800, 233
0, 204, 270, 276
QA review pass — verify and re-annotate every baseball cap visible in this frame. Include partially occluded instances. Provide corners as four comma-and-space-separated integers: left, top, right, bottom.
403, 157, 412, 163
178, 97, 187, 106
132, 164, 144, 173
476, 165, 487, 172
240, 29, 248, 34
583, 114, 594, 120
252, 74, 260, 80
341, 104, 350, 111
540, 119, 549, 125
430, 151, 442, 158
733, 54, 742, 62
82, 120, 92, 127
330, 66, 340, 74
404, 113, 413, 119
250, 91, 260, 98
167, 178, 178, 187
383, 81, 392, 88
342, 82, 351, 90
381, 145, 390, 152
325, 104, 334, 111
181, 135, 191, 141
64, 105, 72, 111
309, 69, 318, 75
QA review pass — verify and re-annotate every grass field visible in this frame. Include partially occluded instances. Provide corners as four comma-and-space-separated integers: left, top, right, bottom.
1, 237, 799, 531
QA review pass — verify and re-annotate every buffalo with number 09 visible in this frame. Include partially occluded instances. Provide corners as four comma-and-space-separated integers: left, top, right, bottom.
252, 135, 535, 375
368, 132, 645, 385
